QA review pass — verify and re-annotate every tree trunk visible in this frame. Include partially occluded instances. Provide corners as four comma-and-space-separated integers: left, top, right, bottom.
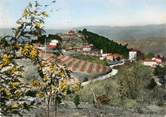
54, 95, 58, 117
47, 96, 50, 117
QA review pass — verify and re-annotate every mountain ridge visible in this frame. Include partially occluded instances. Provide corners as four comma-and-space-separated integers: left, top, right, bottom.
1, 24, 166, 40
76, 24, 166, 40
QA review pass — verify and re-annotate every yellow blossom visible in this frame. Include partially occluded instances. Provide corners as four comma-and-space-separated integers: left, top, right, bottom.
35, 22, 42, 29
21, 44, 38, 60
72, 83, 80, 93
31, 80, 41, 87
23, 8, 29, 17
11, 102, 18, 108
43, 75, 49, 82
36, 92, 45, 98
42, 11, 48, 17
59, 79, 67, 93
15, 90, 22, 97
0, 54, 11, 68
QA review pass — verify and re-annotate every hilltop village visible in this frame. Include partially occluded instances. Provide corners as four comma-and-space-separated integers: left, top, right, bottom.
32, 29, 165, 84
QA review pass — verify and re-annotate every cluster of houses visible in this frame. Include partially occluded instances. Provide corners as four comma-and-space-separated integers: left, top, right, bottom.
59, 30, 82, 40
33, 30, 165, 68
128, 48, 164, 67
100, 52, 122, 61
65, 44, 93, 53
34, 39, 60, 50
98, 47, 165, 68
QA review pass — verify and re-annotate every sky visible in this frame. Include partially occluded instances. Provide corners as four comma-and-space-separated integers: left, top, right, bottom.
0, 0, 166, 29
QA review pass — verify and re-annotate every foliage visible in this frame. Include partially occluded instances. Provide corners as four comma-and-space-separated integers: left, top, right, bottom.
0, 0, 80, 116
78, 63, 164, 108
118, 63, 153, 99
0, 55, 36, 115
0, 1, 49, 115
154, 65, 166, 78
21, 44, 38, 61
144, 52, 155, 59
80, 29, 129, 58
0, 54, 11, 69
73, 94, 80, 108
38, 60, 72, 98
0, 37, 9, 47
118, 72, 142, 99
12, 1, 50, 42
154, 65, 166, 87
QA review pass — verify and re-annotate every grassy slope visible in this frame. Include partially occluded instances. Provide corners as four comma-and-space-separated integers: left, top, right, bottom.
78, 63, 166, 109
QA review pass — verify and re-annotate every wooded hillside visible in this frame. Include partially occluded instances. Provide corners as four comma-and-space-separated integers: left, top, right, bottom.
80, 29, 129, 57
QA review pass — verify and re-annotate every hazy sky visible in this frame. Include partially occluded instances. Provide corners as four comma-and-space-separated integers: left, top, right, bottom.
0, 0, 166, 29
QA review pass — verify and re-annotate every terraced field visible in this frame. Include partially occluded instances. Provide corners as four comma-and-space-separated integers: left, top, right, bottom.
57, 55, 111, 75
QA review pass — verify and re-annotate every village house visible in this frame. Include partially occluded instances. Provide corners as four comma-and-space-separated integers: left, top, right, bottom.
81, 51, 99, 57
143, 55, 164, 67
100, 53, 122, 61
82, 44, 93, 52
67, 30, 77, 36
129, 48, 144, 62
47, 39, 59, 49
60, 30, 77, 40
143, 60, 158, 67
65, 44, 94, 53
152, 55, 165, 63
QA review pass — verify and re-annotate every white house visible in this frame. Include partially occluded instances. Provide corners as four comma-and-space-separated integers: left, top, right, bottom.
100, 49, 103, 55
83, 46, 91, 52
48, 40, 59, 49
82, 44, 93, 52
129, 51, 137, 62
49, 40, 59, 46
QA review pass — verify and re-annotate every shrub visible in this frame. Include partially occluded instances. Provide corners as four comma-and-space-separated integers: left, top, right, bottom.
73, 94, 80, 109
118, 63, 153, 99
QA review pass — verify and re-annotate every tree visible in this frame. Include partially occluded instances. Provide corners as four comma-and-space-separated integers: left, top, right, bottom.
81, 29, 129, 58
118, 63, 153, 99
0, 37, 9, 47
0, 54, 37, 116
12, 1, 50, 42
154, 65, 166, 78
0, 1, 80, 116
0, 1, 51, 116
74, 94, 80, 109
154, 65, 166, 87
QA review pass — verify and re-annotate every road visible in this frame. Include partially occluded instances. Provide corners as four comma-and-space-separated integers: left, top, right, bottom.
81, 69, 118, 86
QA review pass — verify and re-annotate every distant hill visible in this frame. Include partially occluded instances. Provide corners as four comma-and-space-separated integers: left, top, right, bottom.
0, 28, 11, 36
77, 24, 166, 40
0, 28, 68, 36
1, 24, 166, 40
117, 38, 166, 56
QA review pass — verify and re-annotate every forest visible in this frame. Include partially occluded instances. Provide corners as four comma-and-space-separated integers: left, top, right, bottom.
80, 29, 129, 58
